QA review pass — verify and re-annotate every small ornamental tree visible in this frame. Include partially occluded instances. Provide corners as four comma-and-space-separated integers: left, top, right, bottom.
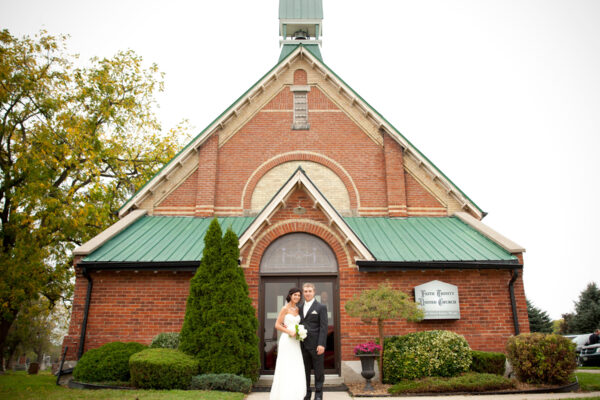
179, 220, 260, 382
527, 300, 553, 333
345, 283, 424, 382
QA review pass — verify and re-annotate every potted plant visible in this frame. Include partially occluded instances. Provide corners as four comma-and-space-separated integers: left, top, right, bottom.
354, 341, 382, 391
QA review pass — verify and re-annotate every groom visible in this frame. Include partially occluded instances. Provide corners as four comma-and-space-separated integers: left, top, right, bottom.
299, 282, 328, 400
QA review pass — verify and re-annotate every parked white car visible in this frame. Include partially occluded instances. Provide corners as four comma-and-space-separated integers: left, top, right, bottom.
580, 343, 600, 366
564, 333, 592, 365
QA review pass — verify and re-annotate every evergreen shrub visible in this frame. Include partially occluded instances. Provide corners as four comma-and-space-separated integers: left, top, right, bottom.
506, 333, 576, 384
190, 373, 252, 393
150, 332, 180, 349
73, 341, 146, 383
383, 330, 472, 383
470, 351, 506, 375
179, 220, 260, 382
129, 348, 199, 389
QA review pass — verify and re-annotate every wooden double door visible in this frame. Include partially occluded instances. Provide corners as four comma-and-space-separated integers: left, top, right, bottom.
259, 276, 339, 374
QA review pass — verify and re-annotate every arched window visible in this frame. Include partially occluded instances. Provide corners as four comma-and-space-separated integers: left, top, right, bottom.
260, 233, 337, 273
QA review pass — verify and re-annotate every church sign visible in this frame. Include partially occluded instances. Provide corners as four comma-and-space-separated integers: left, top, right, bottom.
414, 280, 460, 320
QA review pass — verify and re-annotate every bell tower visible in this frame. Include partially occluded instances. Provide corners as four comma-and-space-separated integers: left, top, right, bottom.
279, 0, 323, 61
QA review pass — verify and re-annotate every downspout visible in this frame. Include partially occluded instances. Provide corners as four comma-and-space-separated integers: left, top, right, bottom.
77, 267, 93, 359
508, 269, 520, 335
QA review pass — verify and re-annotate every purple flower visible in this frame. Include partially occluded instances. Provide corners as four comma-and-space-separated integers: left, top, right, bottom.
353, 341, 382, 355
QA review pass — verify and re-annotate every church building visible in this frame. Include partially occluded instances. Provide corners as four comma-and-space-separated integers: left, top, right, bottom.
63, 0, 528, 382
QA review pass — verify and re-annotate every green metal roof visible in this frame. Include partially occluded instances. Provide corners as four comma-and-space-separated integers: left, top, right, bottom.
83, 216, 254, 263
279, 43, 322, 62
279, 0, 323, 19
344, 217, 517, 262
83, 215, 515, 265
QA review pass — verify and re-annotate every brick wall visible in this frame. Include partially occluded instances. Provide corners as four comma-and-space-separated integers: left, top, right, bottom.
62, 269, 193, 360
156, 84, 441, 218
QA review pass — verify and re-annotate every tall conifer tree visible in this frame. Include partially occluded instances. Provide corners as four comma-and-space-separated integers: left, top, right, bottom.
527, 300, 553, 333
570, 282, 600, 333
179, 220, 260, 382
179, 219, 222, 364
216, 227, 260, 381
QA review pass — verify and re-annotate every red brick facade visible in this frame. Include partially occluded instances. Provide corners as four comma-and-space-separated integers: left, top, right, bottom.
64, 63, 528, 369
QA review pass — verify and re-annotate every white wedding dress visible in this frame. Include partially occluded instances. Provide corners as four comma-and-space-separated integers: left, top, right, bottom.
270, 313, 307, 400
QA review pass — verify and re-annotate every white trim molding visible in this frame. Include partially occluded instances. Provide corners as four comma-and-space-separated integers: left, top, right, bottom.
238, 168, 374, 261
453, 212, 525, 254
73, 210, 147, 256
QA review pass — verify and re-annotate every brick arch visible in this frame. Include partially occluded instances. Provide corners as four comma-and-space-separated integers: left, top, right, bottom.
294, 69, 307, 85
241, 152, 360, 210
245, 220, 352, 273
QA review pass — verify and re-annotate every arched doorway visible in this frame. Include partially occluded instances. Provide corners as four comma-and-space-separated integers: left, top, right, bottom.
259, 233, 340, 374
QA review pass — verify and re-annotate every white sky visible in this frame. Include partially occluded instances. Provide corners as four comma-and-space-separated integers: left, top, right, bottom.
2, 0, 599, 321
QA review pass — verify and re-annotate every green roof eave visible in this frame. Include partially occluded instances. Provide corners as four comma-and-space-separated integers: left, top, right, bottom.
279, 43, 322, 62
81, 215, 517, 266
343, 216, 517, 263
82, 216, 256, 264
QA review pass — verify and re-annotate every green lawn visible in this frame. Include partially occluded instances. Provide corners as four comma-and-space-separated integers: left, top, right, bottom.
562, 398, 600, 400
0, 371, 245, 400
577, 372, 600, 392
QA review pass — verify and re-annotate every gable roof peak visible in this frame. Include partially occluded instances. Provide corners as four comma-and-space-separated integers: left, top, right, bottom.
118, 42, 484, 220
239, 167, 375, 261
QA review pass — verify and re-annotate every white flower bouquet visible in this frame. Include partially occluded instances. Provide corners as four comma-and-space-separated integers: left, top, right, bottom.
295, 324, 307, 341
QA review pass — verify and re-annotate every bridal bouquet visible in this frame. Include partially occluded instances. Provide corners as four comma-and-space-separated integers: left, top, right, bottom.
295, 324, 308, 341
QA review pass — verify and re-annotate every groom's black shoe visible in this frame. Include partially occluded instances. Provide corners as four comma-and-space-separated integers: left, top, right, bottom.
315, 390, 323, 400
304, 389, 312, 400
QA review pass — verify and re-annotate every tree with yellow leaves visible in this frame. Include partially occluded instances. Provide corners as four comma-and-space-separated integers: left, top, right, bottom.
0, 29, 186, 361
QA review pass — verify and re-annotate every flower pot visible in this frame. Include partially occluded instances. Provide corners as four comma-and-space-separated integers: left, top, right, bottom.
357, 353, 378, 391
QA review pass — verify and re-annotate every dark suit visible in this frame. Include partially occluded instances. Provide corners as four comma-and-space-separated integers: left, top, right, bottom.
299, 300, 328, 397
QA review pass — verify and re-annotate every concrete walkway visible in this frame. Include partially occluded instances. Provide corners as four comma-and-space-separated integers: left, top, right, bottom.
249, 370, 600, 399
247, 391, 600, 400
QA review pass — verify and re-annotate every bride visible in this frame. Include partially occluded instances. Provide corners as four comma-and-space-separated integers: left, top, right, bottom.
270, 287, 307, 400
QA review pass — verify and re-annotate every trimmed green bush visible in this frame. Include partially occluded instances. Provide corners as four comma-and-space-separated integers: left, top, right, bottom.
73, 341, 146, 383
506, 333, 577, 385
388, 372, 515, 394
179, 220, 260, 382
129, 348, 199, 389
470, 351, 506, 375
150, 332, 180, 349
384, 330, 472, 383
190, 373, 252, 394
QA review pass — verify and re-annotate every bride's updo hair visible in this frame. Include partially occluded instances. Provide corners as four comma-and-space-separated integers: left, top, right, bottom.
286, 287, 302, 303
